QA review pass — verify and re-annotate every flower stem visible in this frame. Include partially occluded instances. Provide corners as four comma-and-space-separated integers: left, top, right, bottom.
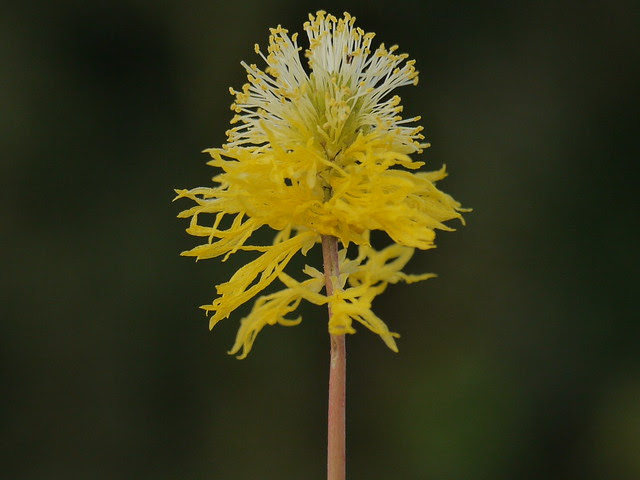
321, 234, 346, 480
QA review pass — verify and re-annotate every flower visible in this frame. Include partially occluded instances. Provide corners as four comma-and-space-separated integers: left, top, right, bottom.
175, 11, 467, 357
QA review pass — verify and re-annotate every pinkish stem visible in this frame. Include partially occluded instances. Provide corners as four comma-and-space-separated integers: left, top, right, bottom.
321, 234, 346, 480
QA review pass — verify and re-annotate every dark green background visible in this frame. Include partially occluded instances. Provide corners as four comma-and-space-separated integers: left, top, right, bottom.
3, 0, 639, 479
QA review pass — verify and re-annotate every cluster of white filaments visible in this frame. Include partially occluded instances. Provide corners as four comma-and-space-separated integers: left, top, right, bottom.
227, 11, 426, 161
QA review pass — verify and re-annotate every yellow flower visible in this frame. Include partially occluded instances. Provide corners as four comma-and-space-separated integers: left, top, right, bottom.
175, 11, 467, 357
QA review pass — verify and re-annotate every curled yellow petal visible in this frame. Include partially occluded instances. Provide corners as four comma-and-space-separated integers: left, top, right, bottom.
203, 230, 318, 328
228, 275, 324, 359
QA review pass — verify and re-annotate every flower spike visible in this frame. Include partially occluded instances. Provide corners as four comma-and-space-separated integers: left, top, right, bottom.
175, 11, 467, 357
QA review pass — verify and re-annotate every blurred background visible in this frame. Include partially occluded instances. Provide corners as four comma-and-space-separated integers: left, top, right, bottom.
2, 0, 639, 478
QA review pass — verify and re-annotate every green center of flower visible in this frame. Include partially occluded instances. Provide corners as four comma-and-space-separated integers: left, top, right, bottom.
306, 72, 370, 162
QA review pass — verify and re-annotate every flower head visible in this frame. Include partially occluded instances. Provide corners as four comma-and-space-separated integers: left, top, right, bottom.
175, 11, 467, 357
